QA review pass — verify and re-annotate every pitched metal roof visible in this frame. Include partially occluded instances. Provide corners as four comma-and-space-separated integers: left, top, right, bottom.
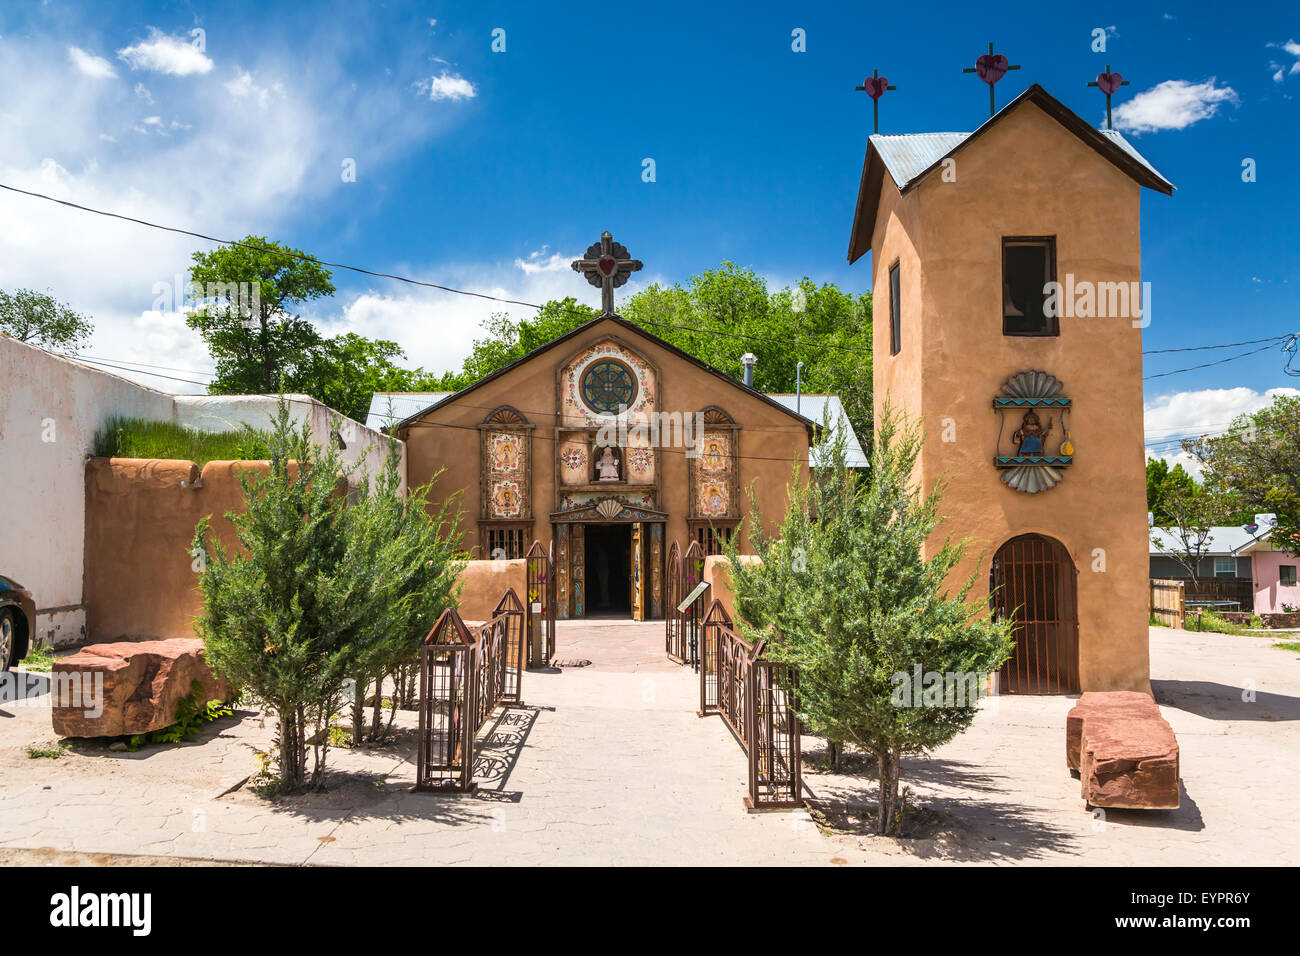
366, 392, 454, 432
1149, 526, 1272, 557
847, 84, 1175, 264
765, 394, 869, 468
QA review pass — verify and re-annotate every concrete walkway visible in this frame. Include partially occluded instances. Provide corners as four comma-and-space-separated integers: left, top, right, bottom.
0, 623, 1297, 865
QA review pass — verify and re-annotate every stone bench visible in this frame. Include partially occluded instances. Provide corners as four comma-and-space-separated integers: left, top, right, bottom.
51, 639, 234, 739
1066, 691, 1180, 810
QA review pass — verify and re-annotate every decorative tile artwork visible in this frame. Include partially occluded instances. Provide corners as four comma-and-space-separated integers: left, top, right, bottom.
490, 479, 523, 518
561, 340, 656, 427
697, 481, 729, 517
699, 433, 729, 472
489, 433, 523, 472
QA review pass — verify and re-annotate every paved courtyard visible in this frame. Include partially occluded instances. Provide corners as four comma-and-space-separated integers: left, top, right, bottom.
0, 622, 1296, 866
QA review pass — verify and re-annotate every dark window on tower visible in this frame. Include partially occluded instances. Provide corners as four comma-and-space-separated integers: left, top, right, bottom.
889, 262, 901, 355
1002, 237, 1058, 336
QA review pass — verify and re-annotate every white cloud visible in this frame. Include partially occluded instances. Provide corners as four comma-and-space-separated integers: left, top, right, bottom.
514, 249, 575, 275
1144, 386, 1300, 475
0, 27, 456, 393
68, 46, 117, 79
117, 29, 214, 76
133, 82, 154, 103
1267, 39, 1300, 82
1113, 78, 1238, 133
224, 70, 284, 108
420, 71, 476, 101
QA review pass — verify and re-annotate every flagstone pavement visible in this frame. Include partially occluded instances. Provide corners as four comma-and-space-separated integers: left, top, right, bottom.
0, 622, 1297, 866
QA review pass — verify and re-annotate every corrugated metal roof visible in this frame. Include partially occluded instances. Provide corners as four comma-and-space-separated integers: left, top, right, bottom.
765, 394, 869, 468
367, 392, 453, 432
869, 132, 969, 190
1099, 129, 1174, 190
869, 129, 1172, 194
1150, 526, 1271, 557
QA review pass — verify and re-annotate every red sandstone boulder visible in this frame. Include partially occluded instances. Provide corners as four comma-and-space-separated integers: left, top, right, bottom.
51, 639, 234, 738
1065, 691, 1159, 771
1079, 716, 1180, 810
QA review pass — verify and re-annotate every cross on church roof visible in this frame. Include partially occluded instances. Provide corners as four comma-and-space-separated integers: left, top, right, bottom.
855, 69, 896, 134
1087, 65, 1130, 130
570, 231, 643, 316
963, 41, 1020, 118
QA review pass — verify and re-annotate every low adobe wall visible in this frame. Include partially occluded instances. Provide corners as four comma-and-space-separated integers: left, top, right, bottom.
83, 458, 275, 643
456, 559, 527, 623
703, 554, 761, 623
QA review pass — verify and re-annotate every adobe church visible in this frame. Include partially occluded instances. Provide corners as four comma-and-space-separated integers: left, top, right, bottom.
388, 234, 818, 622
848, 84, 1172, 693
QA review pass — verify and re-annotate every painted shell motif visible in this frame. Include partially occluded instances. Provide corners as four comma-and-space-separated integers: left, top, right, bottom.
1001, 464, 1064, 494
1001, 369, 1064, 401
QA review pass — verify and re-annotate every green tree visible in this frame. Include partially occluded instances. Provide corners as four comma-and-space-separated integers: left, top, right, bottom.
187, 236, 336, 395
304, 333, 438, 423
1185, 394, 1300, 553
1151, 477, 1239, 590
428, 264, 873, 441
193, 398, 462, 789
346, 444, 464, 743
724, 406, 1014, 835
0, 288, 94, 352
1146, 457, 1197, 525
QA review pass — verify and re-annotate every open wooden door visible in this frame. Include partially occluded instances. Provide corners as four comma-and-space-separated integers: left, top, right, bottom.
631, 521, 645, 621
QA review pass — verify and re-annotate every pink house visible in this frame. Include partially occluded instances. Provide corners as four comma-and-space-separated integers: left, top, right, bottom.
1149, 515, 1299, 615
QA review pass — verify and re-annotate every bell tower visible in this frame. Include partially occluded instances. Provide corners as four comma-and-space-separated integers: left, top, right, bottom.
847, 84, 1173, 693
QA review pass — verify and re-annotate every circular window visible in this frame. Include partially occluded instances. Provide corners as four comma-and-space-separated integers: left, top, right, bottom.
580, 359, 638, 414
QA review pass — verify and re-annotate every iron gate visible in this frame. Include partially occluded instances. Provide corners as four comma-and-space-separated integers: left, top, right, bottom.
990, 533, 1080, 695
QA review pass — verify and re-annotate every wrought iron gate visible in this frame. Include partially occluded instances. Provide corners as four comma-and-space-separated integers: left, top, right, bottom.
990, 533, 1080, 695
525, 540, 556, 666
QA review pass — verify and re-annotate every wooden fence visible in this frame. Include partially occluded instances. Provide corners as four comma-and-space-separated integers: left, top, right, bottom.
1150, 578, 1185, 629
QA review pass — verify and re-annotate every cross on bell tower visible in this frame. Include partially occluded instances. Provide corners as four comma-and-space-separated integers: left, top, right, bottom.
570, 231, 643, 316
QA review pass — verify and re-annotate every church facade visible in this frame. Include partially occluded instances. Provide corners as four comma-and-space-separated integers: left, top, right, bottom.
391, 312, 814, 621
848, 84, 1173, 693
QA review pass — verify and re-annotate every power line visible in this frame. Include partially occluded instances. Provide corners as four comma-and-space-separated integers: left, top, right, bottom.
1143, 335, 1287, 355
1143, 341, 1281, 381
0, 181, 873, 355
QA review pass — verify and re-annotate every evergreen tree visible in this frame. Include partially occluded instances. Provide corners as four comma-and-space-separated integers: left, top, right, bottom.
725, 406, 1014, 834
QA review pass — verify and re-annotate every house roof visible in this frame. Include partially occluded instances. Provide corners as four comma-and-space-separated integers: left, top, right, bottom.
366, 392, 453, 432
1150, 526, 1272, 558
847, 84, 1175, 264
384, 313, 818, 438
766, 394, 868, 468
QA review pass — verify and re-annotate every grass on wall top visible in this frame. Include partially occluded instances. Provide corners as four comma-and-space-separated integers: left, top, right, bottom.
93, 417, 274, 467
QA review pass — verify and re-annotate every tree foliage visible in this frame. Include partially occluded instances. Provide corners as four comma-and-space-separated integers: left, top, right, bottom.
430, 264, 873, 441
724, 406, 1013, 835
192, 398, 461, 790
1185, 393, 1300, 553
0, 287, 94, 352
1146, 457, 1197, 525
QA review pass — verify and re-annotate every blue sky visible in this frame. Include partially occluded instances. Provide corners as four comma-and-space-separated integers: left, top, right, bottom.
1, 0, 1298, 466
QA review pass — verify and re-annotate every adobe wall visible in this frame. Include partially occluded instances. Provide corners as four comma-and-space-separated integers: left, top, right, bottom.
456, 559, 527, 622
82, 458, 273, 643
400, 318, 810, 555
873, 101, 1151, 691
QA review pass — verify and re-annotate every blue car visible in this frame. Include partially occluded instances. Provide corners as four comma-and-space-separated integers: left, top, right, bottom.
0, 575, 36, 671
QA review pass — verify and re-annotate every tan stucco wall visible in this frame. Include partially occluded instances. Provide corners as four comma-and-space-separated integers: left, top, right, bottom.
400, 318, 810, 555
871, 102, 1151, 691
456, 559, 526, 622
83, 458, 274, 643
703, 554, 761, 624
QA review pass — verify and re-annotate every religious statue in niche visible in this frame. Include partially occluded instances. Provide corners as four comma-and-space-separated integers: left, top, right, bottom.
993, 370, 1073, 495
1012, 409, 1053, 456
595, 446, 621, 482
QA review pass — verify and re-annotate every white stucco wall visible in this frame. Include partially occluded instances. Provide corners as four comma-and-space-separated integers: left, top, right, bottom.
0, 337, 403, 648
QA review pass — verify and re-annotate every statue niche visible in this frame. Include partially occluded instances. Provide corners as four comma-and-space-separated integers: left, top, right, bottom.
594, 445, 622, 483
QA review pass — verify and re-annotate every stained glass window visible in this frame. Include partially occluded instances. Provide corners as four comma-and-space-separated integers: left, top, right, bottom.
580, 359, 637, 414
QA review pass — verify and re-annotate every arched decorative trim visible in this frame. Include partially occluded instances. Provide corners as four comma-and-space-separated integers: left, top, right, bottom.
482, 405, 531, 427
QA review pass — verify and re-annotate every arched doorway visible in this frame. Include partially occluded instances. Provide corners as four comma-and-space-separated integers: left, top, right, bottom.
989, 534, 1080, 694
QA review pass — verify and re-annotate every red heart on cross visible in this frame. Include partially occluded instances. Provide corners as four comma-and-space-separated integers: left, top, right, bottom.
975, 53, 1009, 85
598, 255, 617, 276
1095, 71, 1124, 96
862, 76, 890, 100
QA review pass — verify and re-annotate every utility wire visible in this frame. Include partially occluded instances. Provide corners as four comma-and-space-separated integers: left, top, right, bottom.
1143, 335, 1287, 355
0, 181, 873, 355
1143, 341, 1282, 380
